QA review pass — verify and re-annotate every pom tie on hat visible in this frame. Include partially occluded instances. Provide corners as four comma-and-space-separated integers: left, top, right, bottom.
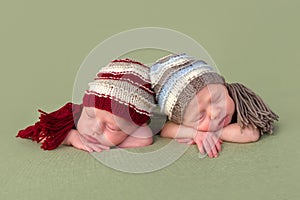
16, 103, 83, 150
226, 83, 279, 134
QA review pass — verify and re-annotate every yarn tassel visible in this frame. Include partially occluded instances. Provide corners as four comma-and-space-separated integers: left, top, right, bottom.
226, 83, 279, 134
16, 103, 83, 150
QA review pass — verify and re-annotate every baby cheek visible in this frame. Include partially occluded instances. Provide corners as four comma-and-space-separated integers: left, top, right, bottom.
227, 96, 235, 114
76, 116, 87, 135
104, 132, 128, 146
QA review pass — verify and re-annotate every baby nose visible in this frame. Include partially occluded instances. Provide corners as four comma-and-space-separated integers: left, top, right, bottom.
93, 120, 104, 135
209, 106, 221, 120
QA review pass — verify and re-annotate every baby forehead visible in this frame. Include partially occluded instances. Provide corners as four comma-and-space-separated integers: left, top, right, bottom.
88, 107, 136, 127
196, 84, 225, 96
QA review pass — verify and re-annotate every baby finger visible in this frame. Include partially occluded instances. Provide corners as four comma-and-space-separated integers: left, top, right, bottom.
195, 140, 205, 155
203, 139, 213, 158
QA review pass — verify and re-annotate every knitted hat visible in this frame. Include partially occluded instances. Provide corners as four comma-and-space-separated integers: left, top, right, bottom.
17, 58, 156, 150
150, 53, 278, 134
83, 58, 156, 126
150, 53, 225, 123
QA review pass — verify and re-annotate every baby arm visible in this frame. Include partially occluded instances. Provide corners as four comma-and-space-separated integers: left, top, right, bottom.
161, 121, 222, 158
163, 121, 260, 143
160, 121, 197, 139
62, 129, 110, 152
220, 123, 260, 143
117, 124, 153, 148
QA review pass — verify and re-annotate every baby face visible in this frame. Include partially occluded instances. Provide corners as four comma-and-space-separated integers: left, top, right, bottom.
76, 107, 139, 147
182, 84, 235, 132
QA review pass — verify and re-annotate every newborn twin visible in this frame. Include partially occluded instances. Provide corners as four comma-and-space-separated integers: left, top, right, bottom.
17, 54, 278, 158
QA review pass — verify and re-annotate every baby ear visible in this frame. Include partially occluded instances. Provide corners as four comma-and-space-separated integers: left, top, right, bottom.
140, 123, 148, 127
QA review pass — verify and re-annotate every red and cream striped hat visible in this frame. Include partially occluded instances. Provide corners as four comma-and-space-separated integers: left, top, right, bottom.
17, 58, 156, 150
83, 58, 156, 125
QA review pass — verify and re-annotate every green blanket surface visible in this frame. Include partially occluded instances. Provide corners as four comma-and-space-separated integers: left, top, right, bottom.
1, 1, 299, 199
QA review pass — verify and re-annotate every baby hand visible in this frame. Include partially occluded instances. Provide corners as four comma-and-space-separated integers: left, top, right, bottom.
175, 138, 196, 145
63, 129, 110, 152
193, 131, 222, 158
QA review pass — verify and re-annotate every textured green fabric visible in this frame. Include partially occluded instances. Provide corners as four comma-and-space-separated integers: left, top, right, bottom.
1, 0, 299, 199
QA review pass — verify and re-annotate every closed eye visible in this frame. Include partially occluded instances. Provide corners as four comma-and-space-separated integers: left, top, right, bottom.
199, 112, 206, 121
191, 111, 205, 122
106, 125, 121, 133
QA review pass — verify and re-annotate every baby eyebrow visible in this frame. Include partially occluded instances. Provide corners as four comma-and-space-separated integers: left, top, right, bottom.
197, 98, 208, 111
207, 91, 222, 104
85, 109, 96, 117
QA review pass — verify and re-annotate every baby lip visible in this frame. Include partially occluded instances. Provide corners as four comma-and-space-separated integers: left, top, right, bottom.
218, 115, 228, 127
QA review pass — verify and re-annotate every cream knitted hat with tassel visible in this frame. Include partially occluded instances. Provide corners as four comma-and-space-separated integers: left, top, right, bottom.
150, 53, 278, 134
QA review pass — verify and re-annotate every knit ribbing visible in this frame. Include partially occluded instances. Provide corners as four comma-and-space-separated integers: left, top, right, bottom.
83, 59, 156, 125
150, 54, 224, 123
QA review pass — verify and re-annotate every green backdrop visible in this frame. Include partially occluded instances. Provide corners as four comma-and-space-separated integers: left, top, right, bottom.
1, 0, 299, 199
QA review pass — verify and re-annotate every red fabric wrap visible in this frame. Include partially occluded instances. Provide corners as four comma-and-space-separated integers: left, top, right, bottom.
16, 103, 83, 150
